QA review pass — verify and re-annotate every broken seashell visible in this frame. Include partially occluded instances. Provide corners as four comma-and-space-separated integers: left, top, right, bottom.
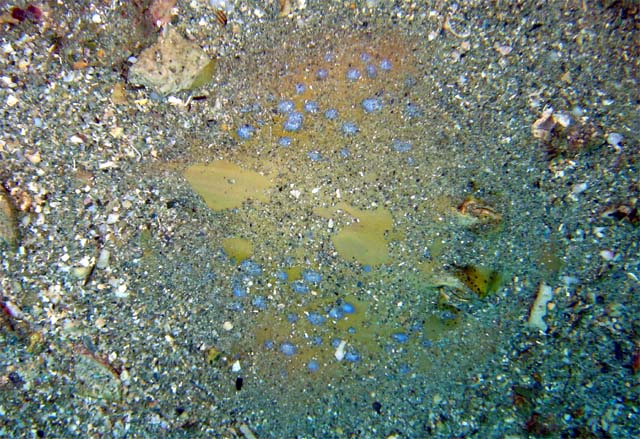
458, 197, 502, 224
532, 109, 556, 142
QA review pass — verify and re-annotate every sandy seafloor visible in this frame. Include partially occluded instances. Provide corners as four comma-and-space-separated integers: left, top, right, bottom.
0, 0, 638, 438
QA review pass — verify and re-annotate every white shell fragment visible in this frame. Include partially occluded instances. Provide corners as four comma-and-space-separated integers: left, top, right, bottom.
334, 340, 347, 361
527, 282, 554, 332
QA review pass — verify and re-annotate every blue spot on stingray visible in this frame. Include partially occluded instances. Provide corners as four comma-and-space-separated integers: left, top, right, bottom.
392, 332, 409, 343
287, 313, 298, 323
362, 97, 383, 113
365, 64, 377, 78
392, 140, 412, 152
276, 270, 288, 281
252, 296, 267, 310
280, 342, 297, 356
236, 124, 254, 140
339, 148, 350, 158
283, 111, 304, 132
307, 360, 319, 372
278, 136, 292, 147
232, 283, 247, 298
304, 101, 319, 113
380, 58, 392, 71
328, 307, 343, 320
345, 350, 361, 363
295, 83, 306, 94
307, 312, 326, 326
277, 99, 295, 113
241, 260, 262, 276
324, 108, 338, 120
291, 280, 310, 294
307, 151, 322, 161
341, 302, 356, 314
316, 68, 328, 80
302, 270, 322, 284
346, 68, 361, 81
404, 102, 424, 118
341, 121, 358, 136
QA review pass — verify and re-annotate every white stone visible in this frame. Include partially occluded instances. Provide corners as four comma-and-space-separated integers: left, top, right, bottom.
599, 249, 616, 261
6, 95, 18, 107
606, 133, 623, 148
96, 249, 110, 269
